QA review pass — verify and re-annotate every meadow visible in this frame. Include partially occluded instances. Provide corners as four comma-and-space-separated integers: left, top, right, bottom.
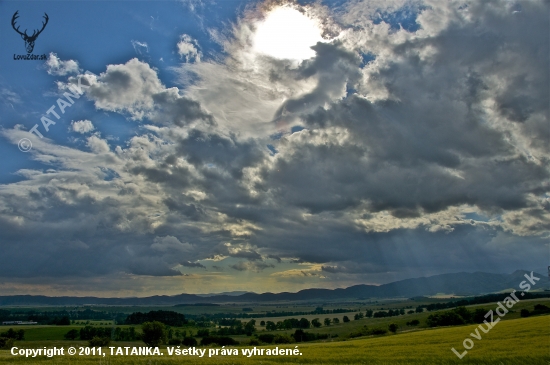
0, 315, 548, 364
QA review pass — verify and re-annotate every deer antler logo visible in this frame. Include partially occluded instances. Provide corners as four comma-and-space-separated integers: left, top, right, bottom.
11, 11, 49, 54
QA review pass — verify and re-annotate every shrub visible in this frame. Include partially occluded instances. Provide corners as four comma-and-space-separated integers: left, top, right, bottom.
426, 311, 465, 327
406, 319, 420, 326
200, 336, 238, 346
388, 323, 398, 333
196, 329, 210, 337
273, 334, 294, 344
182, 337, 197, 346
0, 337, 14, 349
64, 329, 79, 340
89, 336, 110, 347
168, 338, 181, 345
349, 326, 387, 338
369, 327, 387, 335
258, 334, 275, 343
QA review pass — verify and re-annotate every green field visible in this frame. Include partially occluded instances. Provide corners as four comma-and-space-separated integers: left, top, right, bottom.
0, 315, 548, 364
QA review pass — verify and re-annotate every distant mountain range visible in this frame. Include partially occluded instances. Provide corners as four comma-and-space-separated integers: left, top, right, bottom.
196, 291, 253, 297
1, 270, 548, 306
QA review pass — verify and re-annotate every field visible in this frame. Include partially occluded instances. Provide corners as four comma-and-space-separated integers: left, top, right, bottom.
1, 296, 549, 364
0, 315, 548, 364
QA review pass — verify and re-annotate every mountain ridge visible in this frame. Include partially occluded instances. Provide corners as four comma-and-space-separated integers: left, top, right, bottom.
1, 270, 547, 306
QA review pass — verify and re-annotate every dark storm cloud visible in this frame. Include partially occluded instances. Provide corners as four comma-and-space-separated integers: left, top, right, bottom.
181, 261, 206, 269
230, 261, 275, 272
0, 0, 547, 291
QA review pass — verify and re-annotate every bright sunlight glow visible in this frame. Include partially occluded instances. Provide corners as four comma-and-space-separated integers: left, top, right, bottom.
253, 7, 324, 61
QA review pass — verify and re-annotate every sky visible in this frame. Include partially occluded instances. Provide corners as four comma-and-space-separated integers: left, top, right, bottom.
0, 0, 548, 297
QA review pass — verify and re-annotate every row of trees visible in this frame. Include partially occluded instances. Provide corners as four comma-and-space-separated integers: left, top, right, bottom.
0, 309, 125, 325
0, 328, 24, 350
261, 316, 353, 330
520, 304, 550, 318
125, 310, 187, 327
0, 328, 25, 340
426, 306, 487, 327
212, 319, 256, 336
418, 292, 550, 312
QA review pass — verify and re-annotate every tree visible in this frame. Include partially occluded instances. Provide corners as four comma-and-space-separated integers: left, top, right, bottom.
298, 318, 310, 329
64, 329, 79, 340
141, 321, 167, 346
388, 323, 398, 333
244, 319, 256, 336
265, 321, 277, 331
365, 309, 373, 318
342, 316, 350, 323
16, 329, 25, 341
260, 320, 266, 326
332, 318, 340, 324
415, 306, 424, 313
311, 318, 321, 328
196, 329, 209, 337
324, 318, 331, 326
399, 309, 405, 315
472, 308, 488, 323
56, 316, 70, 326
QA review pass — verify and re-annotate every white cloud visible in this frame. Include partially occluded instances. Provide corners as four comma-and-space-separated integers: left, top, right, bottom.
86, 135, 110, 154
45, 53, 80, 76
70, 120, 95, 134
131, 40, 149, 55
177, 35, 201, 63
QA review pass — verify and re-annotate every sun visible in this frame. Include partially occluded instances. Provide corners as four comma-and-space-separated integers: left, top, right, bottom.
252, 6, 324, 61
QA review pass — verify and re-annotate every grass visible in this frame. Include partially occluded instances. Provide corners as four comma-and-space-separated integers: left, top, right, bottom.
6, 298, 549, 343
0, 315, 548, 364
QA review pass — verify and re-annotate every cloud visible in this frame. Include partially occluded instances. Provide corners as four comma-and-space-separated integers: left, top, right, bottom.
131, 40, 149, 55
215, 243, 263, 261
180, 261, 206, 269
71, 120, 95, 134
65, 58, 213, 127
230, 261, 274, 272
177, 35, 201, 63
0, 0, 548, 294
152, 236, 193, 252
45, 53, 80, 76
86, 135, 110, 154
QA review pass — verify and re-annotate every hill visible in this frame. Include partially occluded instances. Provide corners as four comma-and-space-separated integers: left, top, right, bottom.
0, 270, 547, 306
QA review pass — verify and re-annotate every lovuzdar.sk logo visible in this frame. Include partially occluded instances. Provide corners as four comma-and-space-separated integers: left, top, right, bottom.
12, 10, 49, 60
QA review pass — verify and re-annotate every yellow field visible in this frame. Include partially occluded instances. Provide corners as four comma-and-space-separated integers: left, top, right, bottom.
0, 316, 548, 364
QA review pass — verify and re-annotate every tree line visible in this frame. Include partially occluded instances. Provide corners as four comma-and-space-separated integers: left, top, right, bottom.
417, 292, 550, 312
